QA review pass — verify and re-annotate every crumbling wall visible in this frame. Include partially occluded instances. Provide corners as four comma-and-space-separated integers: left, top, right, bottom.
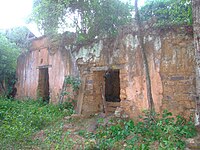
192, 0, 200, 125
74, 26, 196, 118
16, 26, 196, 119
16, 34, 77, 103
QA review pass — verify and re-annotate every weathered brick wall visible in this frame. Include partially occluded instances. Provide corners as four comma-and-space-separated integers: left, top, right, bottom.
16, 26, 196, 120
16, 35, 77, 103
159, 30, 195, 118
192, 0, 200, 125
74, 27, 196, 118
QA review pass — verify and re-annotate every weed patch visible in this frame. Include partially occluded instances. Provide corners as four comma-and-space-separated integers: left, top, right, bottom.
0, 98, 197, 149
0, 98, 72, 149
84, 110, 197, 150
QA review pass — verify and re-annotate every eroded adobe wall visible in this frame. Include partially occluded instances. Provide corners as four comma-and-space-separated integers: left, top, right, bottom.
74, 26, 196, 118
16, 34, 77, 103
192, 0, 200, 125
16, 26, 196, 119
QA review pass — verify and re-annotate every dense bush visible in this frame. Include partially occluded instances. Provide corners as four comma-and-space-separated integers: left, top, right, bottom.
0, 33, 20, 96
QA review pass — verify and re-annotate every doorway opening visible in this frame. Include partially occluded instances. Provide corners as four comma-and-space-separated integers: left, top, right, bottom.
92, 69, 121, 114
104, 69, 121, 102
38, 68, 50, 103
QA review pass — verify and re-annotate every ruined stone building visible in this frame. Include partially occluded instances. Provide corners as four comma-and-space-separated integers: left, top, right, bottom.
15, 2, 200, 124
15, 27, 196, 118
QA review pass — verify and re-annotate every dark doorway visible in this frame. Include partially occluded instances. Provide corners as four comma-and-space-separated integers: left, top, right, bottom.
104, 69, 120, 102
38, 68, 50, 102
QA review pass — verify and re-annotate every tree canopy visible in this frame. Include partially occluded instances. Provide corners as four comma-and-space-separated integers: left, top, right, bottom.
5, 27, 32, 50
31, 0, 192, 42
31, 0, 133, 41
140, 0, 192, 27
0, 33, 20, 94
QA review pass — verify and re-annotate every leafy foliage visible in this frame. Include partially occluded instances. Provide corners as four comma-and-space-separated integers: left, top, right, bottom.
0, 98, 73, 149
0, 33, 20, 95
33, 121, 77, 149
32, 0, 65, 34
31, 0, 133, 41
32, 0, 192, 42
140, 0, 192, 27
1, 100, 196, 150
64, 76, 80, 91
59, 76, 80, 107
0, 27, 32, 96
84, 110, 196, 150
5, 27, 32, 50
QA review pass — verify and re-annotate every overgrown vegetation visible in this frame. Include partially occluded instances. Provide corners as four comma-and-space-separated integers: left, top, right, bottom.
0, 98, 197, 149
31, 0, 133, 40
0, 33, 20, 96
84, 110, 196, 150
5, 26, 33, 50
65, 76, 81, 91
0, 97, 73, 149
140, 0, 192, 27
31, 0, 192, 42
0, 0, 197, 149
59, 76, 80, 106
32, 110, 197, 149
0, 26, 32, 97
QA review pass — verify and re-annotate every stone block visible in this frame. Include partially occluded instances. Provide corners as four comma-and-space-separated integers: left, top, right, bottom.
175, 85, 194, 94
163, 86, 174, 93
164, 81, 175, 86
177, 80, 194, 85
86, 80, 93, 84
120, 69, 128, 74
170, 76, 184, 81
120, 94, 127, 100
163, 95, 173, 101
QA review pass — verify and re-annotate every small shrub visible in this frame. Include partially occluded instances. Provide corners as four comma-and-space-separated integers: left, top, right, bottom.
58, 101, 75, 115
64, 76, 80, 92
60, 76, 81, 107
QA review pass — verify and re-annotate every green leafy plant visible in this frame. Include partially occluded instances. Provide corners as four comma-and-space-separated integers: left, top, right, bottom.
31, 0, 133, 41
59, 76, 80, 109
64, 76, 80, 92
84, 110, 197, 150
0, 98, 72, 149
0, 33, 20, 97
140, 0, 192, 27
5, 26, 32, 50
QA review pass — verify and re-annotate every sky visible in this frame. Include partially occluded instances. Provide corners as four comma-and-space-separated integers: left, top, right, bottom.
0, 0, 32, 29
0, 0, 145, 36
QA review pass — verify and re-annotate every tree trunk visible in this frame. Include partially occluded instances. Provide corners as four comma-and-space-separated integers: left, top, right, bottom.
0, 81, 5, 92
134, 0, 154, 112
192, 0, 200, 125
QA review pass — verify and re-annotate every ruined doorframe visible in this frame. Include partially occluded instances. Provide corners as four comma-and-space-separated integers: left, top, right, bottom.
91, 65, 123, 101
90, 65, 125, 113
37, 65, 51, 103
